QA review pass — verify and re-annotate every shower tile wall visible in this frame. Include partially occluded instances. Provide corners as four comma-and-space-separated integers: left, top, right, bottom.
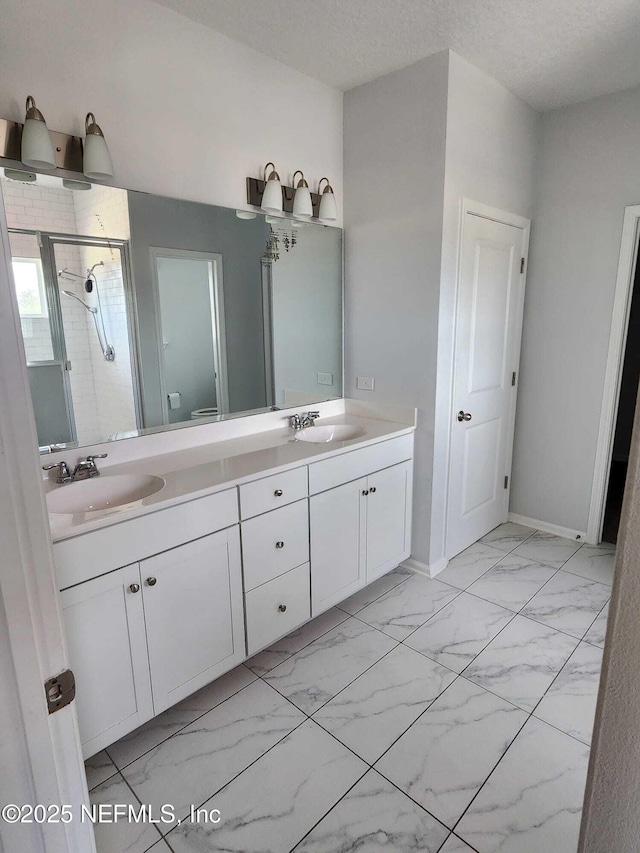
1, 178, 136, 445
74, 185, 137, 440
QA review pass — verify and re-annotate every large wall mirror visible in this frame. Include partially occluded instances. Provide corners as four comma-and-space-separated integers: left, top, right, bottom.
0, 175, 343, 451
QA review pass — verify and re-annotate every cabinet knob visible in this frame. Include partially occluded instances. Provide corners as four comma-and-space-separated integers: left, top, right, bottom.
274, 489, 283, 497
369, 486, 377, 493
146, 577, 157, 586
128, 583, 140, 594
275, 540, 285, 549
278, 604, 287, 612
362, 489, 369, 496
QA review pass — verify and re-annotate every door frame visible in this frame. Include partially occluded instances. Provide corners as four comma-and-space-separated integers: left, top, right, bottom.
0, 186, 94, 852
444, 198, 531, 559
150, 247, 230, 420
587, 204, 640, 544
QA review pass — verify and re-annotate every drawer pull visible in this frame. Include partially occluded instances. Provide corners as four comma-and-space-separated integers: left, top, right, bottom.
274, 489, 283, 497
146, 577, 157, 586
275, 540, 285, 549
128, 583, 140, 594
369, 486, 377, 493
278, 604, 287, 612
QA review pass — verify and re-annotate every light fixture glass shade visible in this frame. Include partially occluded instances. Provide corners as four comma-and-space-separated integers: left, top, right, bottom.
83, 113, 114, 180
318, 178, 337, 222
261, 162, 283, 213
21, 97, 56, 170
292, 171, 312, 219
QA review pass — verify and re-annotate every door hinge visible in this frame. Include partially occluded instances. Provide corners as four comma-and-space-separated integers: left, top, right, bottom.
520, 257, 526, 274
511, 371, 516, 386
504, 476, 509, 489
45, 669, 76, 714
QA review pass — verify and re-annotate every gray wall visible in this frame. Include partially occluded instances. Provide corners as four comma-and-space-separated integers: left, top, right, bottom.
271, 224, 343, 406
344, 50, 449, 566
511, 82, 640, 534
127, 192, 270, 426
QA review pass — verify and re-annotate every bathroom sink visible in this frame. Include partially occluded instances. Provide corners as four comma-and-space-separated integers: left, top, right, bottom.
296, 425, 366, 443
46, 474, 166, 514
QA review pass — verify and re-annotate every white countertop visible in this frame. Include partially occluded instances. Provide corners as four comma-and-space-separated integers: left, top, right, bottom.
46, 407, 415, 542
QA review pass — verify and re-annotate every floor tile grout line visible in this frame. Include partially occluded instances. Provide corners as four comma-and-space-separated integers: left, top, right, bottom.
286, 766, 372, 852
246, 609, 352, 677
104, 669, 261, 773
159, 715, 310, 839
113, 768, 166, 848
335, 567, 414, 617
449, 706, 533, 837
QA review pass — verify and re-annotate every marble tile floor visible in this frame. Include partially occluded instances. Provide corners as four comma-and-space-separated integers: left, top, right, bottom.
86, 523, 612, 853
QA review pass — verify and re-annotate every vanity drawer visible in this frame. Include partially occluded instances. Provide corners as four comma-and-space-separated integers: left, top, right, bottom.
241, 500, 309, 591
245, 563, 310, 656
239, 466, 308, 519
308, 434, 414, 494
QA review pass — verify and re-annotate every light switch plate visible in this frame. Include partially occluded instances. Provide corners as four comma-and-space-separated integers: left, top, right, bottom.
357, 376, 375, 391
317, 372, 333, 386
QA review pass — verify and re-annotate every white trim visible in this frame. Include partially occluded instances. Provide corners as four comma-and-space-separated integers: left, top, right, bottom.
442, 198, 530, 560
587, 205, 640, 544
0, 183, 93, 851
508, 512, 585, 543
401, 556, 449, 579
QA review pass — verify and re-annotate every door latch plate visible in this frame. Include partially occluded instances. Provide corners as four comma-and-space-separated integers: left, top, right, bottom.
45, 669, 76, 714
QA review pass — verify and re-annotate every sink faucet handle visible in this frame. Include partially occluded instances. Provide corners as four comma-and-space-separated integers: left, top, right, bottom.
307, 411, 320, 422
289, 414, 303, 430
86, 453, 108, 462
42, 461, 73, 484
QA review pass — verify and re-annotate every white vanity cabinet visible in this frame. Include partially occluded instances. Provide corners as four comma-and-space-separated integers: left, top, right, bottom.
309, 436, 414, 616
55, 489, 245, 757
140, 528, 244, 714
60, 564, 153, 759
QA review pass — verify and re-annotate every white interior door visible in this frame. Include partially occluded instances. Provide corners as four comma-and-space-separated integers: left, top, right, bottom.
447, 211, 528, 558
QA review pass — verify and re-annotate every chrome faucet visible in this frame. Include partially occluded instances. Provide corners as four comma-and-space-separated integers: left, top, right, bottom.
289, 411, 321, 431
42, 453, 108, 484
72, 454, 108, 480
42, 460, 73, 484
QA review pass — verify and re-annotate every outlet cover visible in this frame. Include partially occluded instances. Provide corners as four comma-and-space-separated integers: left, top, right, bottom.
317, 372, 333, 386
357, 376, 375, 391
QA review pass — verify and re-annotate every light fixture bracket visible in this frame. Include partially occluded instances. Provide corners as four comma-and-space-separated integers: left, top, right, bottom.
246, 176, 322, 217
0, 118, 84, 172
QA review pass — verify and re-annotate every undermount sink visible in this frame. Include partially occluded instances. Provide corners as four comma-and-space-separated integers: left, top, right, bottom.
46, 474, 166, 515
295, 424, 366, 444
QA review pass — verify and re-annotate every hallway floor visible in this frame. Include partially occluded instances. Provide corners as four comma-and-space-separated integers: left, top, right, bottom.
86, 523, 613, 853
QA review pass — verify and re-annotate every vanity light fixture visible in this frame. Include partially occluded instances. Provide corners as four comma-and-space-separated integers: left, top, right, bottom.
3, 168, 37, 183
261, 162, 283, 213
318, 177, 337, 222
292, 170, 312, 219
83, 112, 114, 181
235, 209, 257, 220
63, 179, 92, 191
21, 96, 57, 170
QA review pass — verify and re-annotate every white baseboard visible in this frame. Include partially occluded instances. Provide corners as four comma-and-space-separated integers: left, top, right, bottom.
508, 512, 586, 543
401, 556, 449, 579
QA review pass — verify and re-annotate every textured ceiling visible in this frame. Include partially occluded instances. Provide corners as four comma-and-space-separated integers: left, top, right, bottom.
151, 0, 640, 110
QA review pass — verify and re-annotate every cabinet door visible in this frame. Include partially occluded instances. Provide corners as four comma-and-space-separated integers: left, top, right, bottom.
310, 478, 367, 616
366, 461, 413, 582
60, 565, 153, 759
142, 528, 245, 713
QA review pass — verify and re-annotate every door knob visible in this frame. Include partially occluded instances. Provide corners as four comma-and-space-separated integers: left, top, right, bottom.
146, 577, 157, 586
128, 583, 140, 594
457, 411, 472, 422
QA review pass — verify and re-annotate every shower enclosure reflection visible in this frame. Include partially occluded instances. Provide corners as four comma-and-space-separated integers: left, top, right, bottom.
0, 174, 343, 451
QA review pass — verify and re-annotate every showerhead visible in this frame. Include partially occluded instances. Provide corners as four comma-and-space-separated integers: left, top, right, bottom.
61, 289, 97, 314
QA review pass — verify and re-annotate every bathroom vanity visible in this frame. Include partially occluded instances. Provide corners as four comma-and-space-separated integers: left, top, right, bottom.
48, 401, 415, 758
